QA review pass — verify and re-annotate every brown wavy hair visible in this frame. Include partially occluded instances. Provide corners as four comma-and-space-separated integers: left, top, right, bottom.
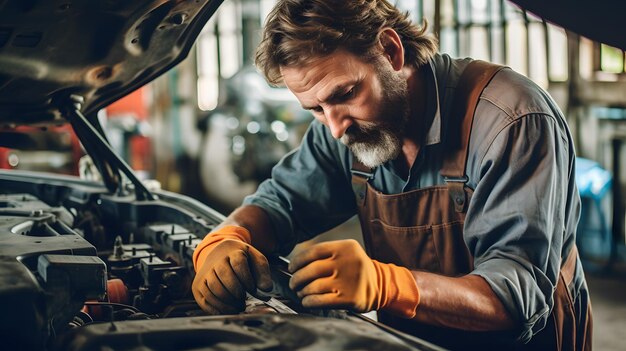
255, 0, 438, 86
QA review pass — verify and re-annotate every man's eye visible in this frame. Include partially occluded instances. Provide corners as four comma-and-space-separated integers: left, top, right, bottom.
343, 88, 355, 99
312, 106, 324, 113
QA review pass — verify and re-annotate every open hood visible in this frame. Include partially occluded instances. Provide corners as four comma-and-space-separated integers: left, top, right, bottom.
0, 0, 222, 125
510, 0, 626, 50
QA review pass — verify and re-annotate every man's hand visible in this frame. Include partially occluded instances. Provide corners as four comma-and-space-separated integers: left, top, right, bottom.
288, 239, 420, 317
192, 226, 272, 314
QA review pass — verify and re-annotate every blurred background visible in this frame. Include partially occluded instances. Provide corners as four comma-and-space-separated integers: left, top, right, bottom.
1, 1, 625, 349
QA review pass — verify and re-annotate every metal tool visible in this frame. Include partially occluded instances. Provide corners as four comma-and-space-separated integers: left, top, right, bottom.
248, 289, 297, 314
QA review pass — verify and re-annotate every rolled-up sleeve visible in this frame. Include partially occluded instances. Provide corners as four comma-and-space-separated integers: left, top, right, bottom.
465, 113, 573, 342
243, 121, 357, 255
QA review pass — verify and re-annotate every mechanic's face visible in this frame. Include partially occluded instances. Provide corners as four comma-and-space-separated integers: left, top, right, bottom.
281, 50, 410, 168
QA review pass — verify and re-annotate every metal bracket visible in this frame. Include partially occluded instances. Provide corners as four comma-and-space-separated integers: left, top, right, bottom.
59, 94, 155, 201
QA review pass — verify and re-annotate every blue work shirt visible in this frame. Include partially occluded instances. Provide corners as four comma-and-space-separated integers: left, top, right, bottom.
243, 53, 585, 342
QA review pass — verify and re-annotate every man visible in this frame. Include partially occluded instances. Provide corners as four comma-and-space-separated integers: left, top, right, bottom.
191, 0, 591, 349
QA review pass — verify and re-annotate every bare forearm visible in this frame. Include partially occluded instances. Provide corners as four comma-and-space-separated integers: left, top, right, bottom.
410, 271, 516, 331
219, 205, 277, 254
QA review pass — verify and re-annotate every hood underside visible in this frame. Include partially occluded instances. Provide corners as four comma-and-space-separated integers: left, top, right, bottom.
510, 0, 626, 51
0, 0, 222, 126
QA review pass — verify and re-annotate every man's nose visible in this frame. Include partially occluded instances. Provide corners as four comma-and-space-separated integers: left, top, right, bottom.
325, 106, 352, 139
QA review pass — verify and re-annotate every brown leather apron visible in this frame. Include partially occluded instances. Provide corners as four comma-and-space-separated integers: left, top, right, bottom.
350, 61, 592, 350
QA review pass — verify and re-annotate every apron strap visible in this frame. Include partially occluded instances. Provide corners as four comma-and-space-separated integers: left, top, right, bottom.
440, 60, 506, 212
561, 245, 578, 286
551, 245, 582, 351
351, 158, 374, 207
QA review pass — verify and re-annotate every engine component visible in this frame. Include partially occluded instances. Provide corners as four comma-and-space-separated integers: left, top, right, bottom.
0, 193, 105, 349
106, 278, 129, 305
0, 259, 47, 350
52, 314, 433, 351
38, 254, 107, 338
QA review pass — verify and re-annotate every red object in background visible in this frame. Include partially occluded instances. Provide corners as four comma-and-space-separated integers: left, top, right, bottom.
0, 125, 83, 175
106, 87, 153, 176
107, 88, 149, 121
1, 88, 153, 175
0, 147, 10, 169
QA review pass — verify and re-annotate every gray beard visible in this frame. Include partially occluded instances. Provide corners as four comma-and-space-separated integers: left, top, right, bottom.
340, 61, 409, 169
341, 126, 401, 168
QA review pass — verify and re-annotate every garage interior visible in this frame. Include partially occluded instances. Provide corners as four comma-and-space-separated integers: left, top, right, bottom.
1, 0, 625, 350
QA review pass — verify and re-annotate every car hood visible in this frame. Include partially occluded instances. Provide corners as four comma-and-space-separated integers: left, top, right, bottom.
0, 0, 222, 126
510, 0, 626, 50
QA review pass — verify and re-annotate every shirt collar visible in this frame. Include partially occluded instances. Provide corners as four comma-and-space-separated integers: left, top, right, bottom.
423, 59, 442, 146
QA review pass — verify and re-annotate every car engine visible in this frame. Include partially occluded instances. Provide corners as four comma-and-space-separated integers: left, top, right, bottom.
0, 170, 442, 351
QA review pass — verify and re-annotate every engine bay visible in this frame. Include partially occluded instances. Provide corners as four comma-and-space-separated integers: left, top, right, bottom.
0, 170, 441, 350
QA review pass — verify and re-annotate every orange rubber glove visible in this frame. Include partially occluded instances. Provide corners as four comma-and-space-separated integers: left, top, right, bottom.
288, 239, 419, 318
192, 225, 272, 314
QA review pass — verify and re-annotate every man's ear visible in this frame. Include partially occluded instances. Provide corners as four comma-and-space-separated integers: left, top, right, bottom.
378, 28, 404, 71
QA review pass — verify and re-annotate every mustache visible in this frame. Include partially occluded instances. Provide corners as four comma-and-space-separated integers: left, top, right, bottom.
342, 119, 402, 144
342, 123, 379, 144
